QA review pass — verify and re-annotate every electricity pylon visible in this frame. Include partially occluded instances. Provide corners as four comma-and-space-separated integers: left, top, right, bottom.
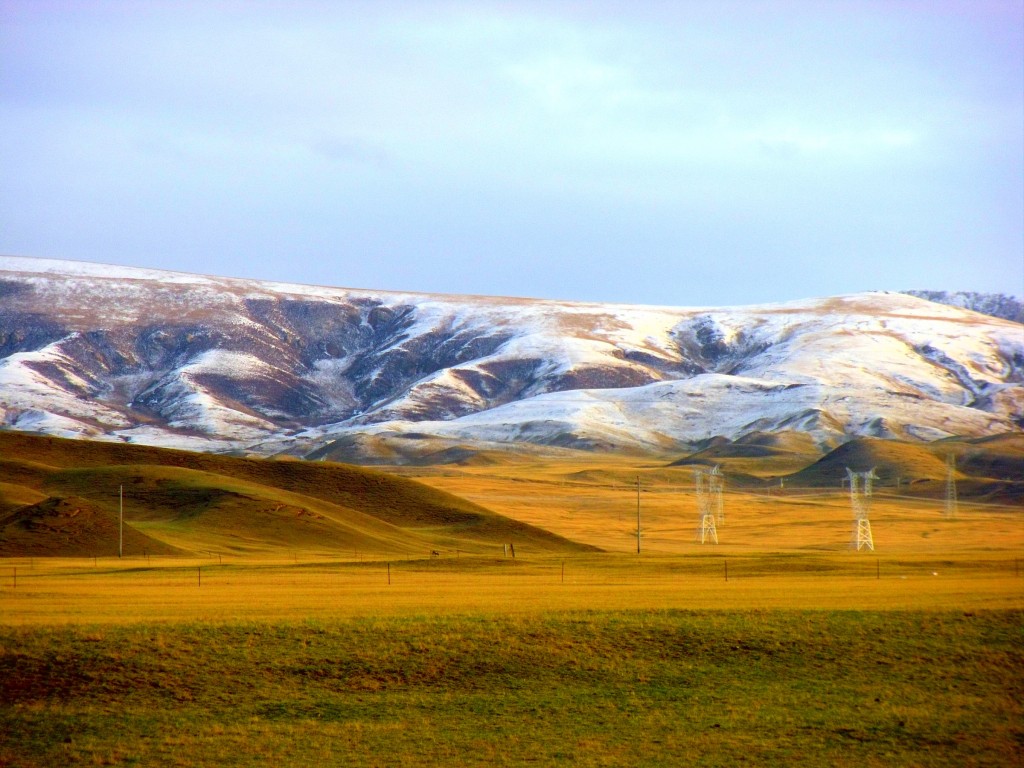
708, 465, 724, 524
944, 453, 958, 519
696, 467, 720, 544
847, 467, 876, 551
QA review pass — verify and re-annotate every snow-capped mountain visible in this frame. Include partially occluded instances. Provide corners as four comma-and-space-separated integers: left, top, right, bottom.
1, 256, 1021, 458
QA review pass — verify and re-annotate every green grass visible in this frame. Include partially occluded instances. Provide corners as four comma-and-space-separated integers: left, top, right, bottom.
2, 610, 1021, 767
0, 431, 592, 558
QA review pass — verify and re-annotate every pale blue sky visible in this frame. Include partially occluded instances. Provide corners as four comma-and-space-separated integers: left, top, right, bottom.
2, 1, 1021, 305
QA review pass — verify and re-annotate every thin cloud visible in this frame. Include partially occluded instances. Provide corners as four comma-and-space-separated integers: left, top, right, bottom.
0, 1, 1020, 305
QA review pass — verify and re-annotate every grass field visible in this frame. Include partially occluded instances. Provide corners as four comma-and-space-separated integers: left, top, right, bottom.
2, 441, 1023, 766
1, 548, 1022, 766
1, 608, 1021, 767
1, 551, 1022, 624
390, 453, 1023, 557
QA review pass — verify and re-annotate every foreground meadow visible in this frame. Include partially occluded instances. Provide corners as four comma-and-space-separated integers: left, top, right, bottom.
2, 609, 1021, 767
1, 551, 1022, 766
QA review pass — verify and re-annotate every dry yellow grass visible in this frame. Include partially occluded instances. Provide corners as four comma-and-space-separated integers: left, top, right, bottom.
2, 454, 1022, 767
391, 455, 1024, 555
1, 453, 1021, 626
1, 550, 1021, 625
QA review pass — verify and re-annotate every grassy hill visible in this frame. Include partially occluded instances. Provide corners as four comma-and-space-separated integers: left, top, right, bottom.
0, 495, 183, 557
788, 437, 948, 485
667, 430, 824, 480
951, 432, 1024, 480
658, 432, 1023, 500
0, 431, 597, 558
785, 434, 1024, 501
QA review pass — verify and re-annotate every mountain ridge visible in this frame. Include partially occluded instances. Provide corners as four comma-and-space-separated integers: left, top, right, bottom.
1, 255, 1020, 460
901, 290, 1023, 324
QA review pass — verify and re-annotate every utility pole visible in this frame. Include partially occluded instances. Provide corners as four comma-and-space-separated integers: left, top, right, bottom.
119, 485, 123, 558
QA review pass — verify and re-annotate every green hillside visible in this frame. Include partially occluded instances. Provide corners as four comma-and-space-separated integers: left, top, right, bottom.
0, 431, 596, 557
0, 495, 183, 557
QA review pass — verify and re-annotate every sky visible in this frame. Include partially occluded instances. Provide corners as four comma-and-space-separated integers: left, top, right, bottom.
1, 1, 1022, 307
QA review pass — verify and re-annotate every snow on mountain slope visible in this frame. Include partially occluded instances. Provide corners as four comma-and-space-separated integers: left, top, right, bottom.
902, 290, 1023, 324
0, 255, 1021, 457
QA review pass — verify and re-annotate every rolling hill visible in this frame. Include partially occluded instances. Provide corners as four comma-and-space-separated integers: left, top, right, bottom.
668, 430, 822, 473
782, 434, 1024, 501
0, 495, 183, 557
0, 431, 596, 557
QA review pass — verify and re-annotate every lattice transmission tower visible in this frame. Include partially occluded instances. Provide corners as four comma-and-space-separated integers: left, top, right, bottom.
709, 465, 725, 524
695, 466, 722, 544
944, 453, 958, 519
847, 467, 876, 551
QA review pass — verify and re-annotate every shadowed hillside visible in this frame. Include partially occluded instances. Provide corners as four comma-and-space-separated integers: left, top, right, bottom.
951, 433, 1024, 480
668, 430, 823, 478
785, 435, 1024, 502
0, 496, 183, 557
0, 431, 597, 557
0, 480, 45, 514
789, 438, 948, 486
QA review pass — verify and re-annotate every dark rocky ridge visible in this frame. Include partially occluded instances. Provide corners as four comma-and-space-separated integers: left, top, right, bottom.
902, 290, 1023, 324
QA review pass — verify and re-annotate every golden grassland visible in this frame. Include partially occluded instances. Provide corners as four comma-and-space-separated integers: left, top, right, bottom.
2, 453, 1021, 623
2, 443, 1023, 766
0, 550, 1021, 628
388, 453, 1023, 555
1, 450, 1022, 622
